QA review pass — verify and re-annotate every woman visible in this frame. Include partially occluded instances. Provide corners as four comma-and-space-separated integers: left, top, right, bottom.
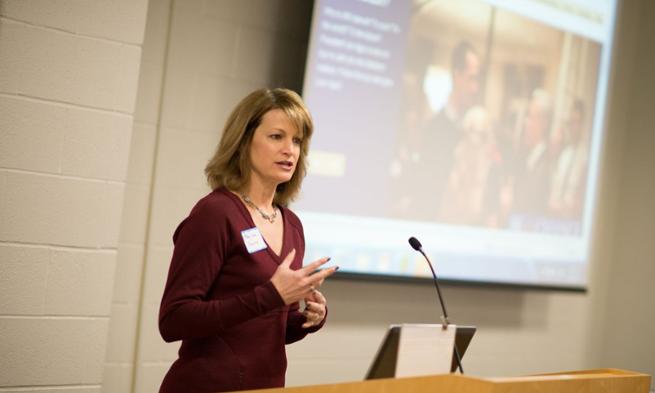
158, 88, 338, 393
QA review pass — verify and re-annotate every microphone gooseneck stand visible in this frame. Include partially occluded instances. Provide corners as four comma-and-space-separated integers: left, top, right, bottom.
409, 237, 464, 374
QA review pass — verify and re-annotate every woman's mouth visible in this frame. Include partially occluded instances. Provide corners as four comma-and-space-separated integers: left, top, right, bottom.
276, 161, 294, 171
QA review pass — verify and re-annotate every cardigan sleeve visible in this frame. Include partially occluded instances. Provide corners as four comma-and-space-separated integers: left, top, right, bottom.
158, 201, 285, 343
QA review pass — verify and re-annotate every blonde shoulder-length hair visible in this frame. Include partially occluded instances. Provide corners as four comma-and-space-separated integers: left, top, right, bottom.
204, 88, 313, 206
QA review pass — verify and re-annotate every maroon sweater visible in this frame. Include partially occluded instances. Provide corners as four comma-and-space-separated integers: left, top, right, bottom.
158, 188, 324, 393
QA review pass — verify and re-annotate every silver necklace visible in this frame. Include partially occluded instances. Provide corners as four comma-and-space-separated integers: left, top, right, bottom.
240, 194, 278, 223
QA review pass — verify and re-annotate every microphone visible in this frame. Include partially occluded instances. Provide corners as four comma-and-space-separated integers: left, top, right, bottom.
408, 236, 422, 252
408, 236, 464, 374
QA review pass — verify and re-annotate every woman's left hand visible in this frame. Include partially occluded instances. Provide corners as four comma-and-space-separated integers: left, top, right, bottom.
302, 289, 327, 328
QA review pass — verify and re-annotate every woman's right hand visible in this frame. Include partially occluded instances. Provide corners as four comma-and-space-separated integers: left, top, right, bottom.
270, 249, 338, 305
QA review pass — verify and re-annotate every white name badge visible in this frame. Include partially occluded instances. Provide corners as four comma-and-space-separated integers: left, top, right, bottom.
241, 227, 267, 254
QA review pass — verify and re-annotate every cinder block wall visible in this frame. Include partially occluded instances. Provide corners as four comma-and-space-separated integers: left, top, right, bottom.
0, 1, 148, 391
2, 1, 653, 392
101, 0, 171, 392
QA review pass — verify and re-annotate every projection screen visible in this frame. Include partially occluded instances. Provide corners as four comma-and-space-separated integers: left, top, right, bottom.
296, 0, 618, 289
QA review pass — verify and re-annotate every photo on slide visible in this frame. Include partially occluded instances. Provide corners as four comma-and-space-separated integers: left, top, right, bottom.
391, 0, 601, 237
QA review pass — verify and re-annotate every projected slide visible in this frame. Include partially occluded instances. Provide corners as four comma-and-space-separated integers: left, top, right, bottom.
296, 0, 617, 288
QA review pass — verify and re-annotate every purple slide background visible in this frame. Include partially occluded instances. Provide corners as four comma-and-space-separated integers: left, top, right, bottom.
297, 0, 411, 216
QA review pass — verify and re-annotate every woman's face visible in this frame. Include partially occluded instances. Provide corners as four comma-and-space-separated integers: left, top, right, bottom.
248, 108, 302, 187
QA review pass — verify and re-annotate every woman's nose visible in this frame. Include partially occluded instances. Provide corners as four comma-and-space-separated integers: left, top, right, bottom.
282, 138, 294, 153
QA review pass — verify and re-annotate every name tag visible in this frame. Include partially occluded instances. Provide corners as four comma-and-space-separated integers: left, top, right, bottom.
241, 227, 267, 254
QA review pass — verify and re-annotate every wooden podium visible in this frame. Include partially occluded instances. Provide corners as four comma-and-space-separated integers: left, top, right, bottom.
240, 369, 651, 393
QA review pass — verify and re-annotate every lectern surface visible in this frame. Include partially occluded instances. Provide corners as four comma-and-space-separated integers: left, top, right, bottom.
235, 368, 651, 393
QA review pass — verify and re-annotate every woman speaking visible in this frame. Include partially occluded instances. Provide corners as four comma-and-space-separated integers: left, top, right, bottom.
158, 88, 338, 393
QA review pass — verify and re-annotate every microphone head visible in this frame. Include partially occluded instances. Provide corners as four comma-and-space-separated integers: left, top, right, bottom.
408, 237, 422, 251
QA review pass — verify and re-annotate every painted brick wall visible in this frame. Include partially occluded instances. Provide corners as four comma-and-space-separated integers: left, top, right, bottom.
0, 0, 148, 391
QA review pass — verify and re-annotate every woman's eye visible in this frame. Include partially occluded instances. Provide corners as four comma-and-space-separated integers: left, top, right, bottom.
293, 138, 302, 145
270, 134, 282, 140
